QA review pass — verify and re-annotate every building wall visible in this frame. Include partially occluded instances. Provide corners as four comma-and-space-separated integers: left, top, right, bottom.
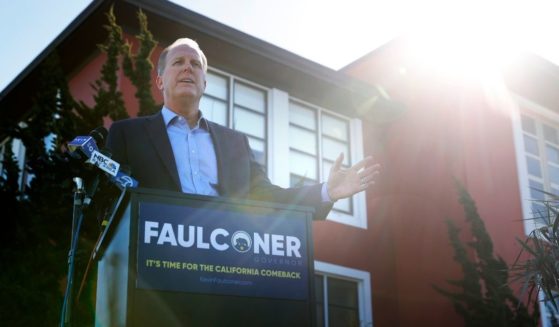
343, 39, 527, 326
7, 1, 553, 324
67, 32, 378, 325
65, 27, 536, 326
68, 34, 163, 125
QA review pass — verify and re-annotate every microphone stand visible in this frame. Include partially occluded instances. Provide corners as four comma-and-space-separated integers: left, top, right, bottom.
60, 177, 85, 327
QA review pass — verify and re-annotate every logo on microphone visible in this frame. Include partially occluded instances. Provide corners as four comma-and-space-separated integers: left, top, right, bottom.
117, 175, 135, 187
90, 150, 120, 176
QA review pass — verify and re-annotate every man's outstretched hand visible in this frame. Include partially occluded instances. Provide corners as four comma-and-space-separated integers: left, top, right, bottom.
326, 153, 380, 201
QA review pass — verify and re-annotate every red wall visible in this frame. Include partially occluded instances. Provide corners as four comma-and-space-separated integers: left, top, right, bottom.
69, 33, 163, 126
67, 33, 529, 327
335, 38, 528, 326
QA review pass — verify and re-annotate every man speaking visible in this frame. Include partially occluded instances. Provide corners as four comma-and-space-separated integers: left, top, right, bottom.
106, 38, 379, 220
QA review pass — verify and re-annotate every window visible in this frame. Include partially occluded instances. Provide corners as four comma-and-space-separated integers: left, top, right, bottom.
314, 261, 372, 327
315, 275, 359, 327
0, 138, 28, 191
513, 96, 559, 327
542, 293, 559, 327
520, 114, 559, 221
289, 101, 352, 214
289, 99, 367, 228
202, 68, 367, 229
0, 138, 7, 174
201, 69, 268, 167
514, 96, 559, 231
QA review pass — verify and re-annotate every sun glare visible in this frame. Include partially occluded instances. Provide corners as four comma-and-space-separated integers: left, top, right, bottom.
403, 0, 539, 81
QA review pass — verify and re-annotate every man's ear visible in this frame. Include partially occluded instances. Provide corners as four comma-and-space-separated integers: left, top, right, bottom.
156, 75, 163, 90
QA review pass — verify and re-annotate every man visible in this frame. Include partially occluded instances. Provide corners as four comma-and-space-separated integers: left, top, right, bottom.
107, 38, 379, 220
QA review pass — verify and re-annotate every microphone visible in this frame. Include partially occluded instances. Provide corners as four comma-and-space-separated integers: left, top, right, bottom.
67, 127, 106, 159
110, 165, 139, 189
89, 149, 138, 189
82, 149, 113, 208
90, 150, 120, 177
68, 128, 139, 189
67, 135, 98, 160
67, 127, 108, 160
90, 126, 108, 148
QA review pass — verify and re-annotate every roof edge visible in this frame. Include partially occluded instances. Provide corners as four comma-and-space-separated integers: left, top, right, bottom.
127, 0, 379, 97
0, 0, 107, 103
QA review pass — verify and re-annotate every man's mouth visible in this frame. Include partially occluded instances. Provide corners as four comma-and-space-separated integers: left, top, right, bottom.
178, 78, 194, 84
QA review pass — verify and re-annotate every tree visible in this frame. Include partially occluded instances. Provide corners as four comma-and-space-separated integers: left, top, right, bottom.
75, 5, 130, 129
0, 51, 85, 326
0, 139, 22, 245
435, 182, 539, 327
122, 9, 159, 116
511, 192, 559, 324
0, 7, 157, 326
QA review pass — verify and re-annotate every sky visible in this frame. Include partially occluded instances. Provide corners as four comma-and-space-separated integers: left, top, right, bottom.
1, 0, 558, 92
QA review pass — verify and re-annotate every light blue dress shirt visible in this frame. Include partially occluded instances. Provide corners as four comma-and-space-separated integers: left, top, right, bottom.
161, 107, 332, 202
162, 107, 219, 196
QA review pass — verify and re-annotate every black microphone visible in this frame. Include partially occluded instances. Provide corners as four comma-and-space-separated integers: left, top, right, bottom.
89, 126, 108, 149
82, 149, 114, 208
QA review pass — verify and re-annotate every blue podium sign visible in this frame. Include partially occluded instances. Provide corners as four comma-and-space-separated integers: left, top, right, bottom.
136, 201, 311, 300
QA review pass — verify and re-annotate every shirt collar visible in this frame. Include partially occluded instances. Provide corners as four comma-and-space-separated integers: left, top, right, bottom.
161, 106, 210, 131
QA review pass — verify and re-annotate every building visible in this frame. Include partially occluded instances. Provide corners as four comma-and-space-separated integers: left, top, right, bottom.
343, 37, 559, 326
1, 0, 557, 326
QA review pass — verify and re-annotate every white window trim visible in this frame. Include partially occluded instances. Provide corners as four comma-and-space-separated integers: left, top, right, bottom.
286, 96, 368, 229
511, 94, 559, 235
540, 290, 559, 327
328, 117, 367, 229
0, 138, 28, 191
268, 88, 291, 187
314, 260, 373, 327
512, 94, 559, 327
205, 69, 368, 229
206, 66, 271, 124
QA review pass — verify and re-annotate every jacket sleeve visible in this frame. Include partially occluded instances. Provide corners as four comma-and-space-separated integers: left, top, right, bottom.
106, 120, 128, 166
243, 135, 333, 220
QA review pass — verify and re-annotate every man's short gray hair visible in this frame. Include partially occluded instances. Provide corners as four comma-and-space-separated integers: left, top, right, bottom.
157, 38, 208, 75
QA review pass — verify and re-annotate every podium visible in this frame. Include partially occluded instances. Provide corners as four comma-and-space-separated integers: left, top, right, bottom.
94, 188, 316, 326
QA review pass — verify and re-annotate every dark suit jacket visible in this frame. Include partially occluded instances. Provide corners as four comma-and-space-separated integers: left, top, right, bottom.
106, 112, 332, 219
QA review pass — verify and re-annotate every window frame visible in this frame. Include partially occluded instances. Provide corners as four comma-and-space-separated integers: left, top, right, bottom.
540, 290, 559, 327
512, 94, 559, 234
0, 137, 27, 190
287, 97, 367, 229
203, 68, 368, 229
314, 261, 373, 327
512, 94, 559, 327
203, 67, 270, 168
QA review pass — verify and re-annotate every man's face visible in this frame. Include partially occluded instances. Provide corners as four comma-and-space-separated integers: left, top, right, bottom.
157, 44, 206, 105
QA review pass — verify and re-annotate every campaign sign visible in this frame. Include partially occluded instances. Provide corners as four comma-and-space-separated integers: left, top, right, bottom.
136, 201, 310, 300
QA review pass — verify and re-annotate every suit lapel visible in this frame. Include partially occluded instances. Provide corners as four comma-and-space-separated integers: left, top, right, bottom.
208, 121, 229, 196
145, 113, 181, 190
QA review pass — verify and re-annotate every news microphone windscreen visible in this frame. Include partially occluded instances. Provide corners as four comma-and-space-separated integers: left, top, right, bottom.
90, 127, 108, 148
67, 135, 98, 159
